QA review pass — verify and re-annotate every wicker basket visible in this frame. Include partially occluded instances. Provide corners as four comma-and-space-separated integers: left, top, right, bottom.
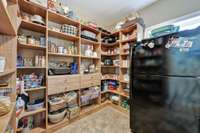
48, 109, 66, 123
67, 106, 80, 119
49, 98, 66, 112
0, 96, 11, 116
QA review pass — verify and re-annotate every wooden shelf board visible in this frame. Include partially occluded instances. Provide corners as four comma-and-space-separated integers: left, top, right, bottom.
81, 38, 100, 46
101, 65, 119, 68
48, 52, 79, 57
101, 78, 119, 81
101, 90, 129, 98
108, 89, 121, 95
120, 91, 129, 98
120, 67, 128, 69
81, 24, 99, 34
121, 53, 129, 56
18, 43, 46, 50
48, 29, 79, 42
0, 102, 15, 133
19, 0, 47, 17
120, 80, 129, 84
101, 91, 109, 94
0, 0, 17, 35
48, 10, 79, 26
17, 66, 46, 69
121, 24, 137, 34
81, 56, 100, 59
121, 37, 136, 43
25, 86, 46, 92
101, 31, 111, 36
20, 20, 46, 33
101, 41, 119, 47
0, 69, 16, 78
18, 108, 46, 119
101, 53, 119, 56
111, 31, 120, 36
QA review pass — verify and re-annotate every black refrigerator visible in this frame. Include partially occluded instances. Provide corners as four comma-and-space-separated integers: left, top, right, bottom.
130, 26, 200, 133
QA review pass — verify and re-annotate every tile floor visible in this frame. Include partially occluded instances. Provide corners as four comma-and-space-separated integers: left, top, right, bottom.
55, 106, 130, 133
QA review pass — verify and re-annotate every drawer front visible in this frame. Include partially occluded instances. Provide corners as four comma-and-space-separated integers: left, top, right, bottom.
65, 75, 80, 83
66, 81, 80, 91
48, 76, 66, 95
80, 80, 100, 89
81, 73, 101, 82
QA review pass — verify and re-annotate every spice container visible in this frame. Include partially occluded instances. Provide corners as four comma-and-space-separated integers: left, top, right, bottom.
40, 36, 46, 47
0, 56, 6, 72
27, 36, 35, 45
18, 35, 27, 44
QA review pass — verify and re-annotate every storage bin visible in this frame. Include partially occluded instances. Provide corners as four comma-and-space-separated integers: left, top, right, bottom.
49, 97, 66, 112
48, 109, 66, 123
27, 102, 44, 111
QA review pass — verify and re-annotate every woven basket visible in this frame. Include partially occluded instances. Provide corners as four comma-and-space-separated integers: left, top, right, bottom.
0, 97, 11, 116
49, 99, 66, 112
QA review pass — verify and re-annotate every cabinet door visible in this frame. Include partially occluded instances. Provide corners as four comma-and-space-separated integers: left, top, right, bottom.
48, 76, 66, 95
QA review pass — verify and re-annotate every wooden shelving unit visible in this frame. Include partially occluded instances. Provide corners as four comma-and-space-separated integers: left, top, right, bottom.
10, 1, 135, 132
0, 0, 18, 35
100, 24, 137, 110
16, 1, 48, 133
0, 1, 18, 133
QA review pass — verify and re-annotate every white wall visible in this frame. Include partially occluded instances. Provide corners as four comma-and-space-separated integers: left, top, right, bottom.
138, 0, 200, 28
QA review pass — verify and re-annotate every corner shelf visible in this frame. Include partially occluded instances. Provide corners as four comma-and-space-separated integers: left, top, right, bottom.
101, 41, 119, 47
81, 24, 99, 34
81, 38, 100, 46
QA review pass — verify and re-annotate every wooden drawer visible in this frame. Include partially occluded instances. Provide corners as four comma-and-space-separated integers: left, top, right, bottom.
65, 75, 80, 91
80, 79, 100, 89
81, 73, 101, 82
65, 74, 80, 83
48, 75, 66, 95
65, 81, 80, 91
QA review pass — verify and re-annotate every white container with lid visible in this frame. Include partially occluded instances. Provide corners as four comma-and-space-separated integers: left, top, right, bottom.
0, 56, 6, 72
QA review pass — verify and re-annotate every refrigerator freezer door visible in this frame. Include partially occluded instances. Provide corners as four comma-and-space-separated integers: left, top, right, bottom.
131, 75, 200, 133
133, 27, 200, 77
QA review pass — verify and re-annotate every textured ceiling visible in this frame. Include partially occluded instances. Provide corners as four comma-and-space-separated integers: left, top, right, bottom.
60, 0, 158, 27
